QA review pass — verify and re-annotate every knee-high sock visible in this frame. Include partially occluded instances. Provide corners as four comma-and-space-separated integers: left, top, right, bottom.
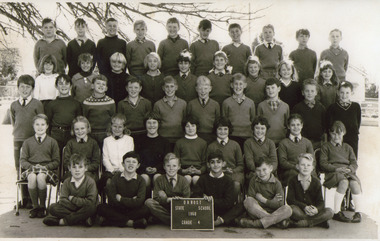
28, 188, 38, 208
334, 192, 345, 213
38, 188, 47, 208
351, 194, 361, 213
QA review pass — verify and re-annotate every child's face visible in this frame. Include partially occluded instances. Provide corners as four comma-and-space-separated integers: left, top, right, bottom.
279, 64, 292, 79
297, 158, 314, 177
147, 56, 159, 71
196, 83, 212, 99
33, 118, 48, 136
288, 118, 303, 136
263, 27, 274, 42
329, 31, 342, 46
216, 126, 229, 140
42, 22, 56, 38
164, 158, 180, 178
248, 63, 260, 77
253, 123, 267, 140
134, 24, 147, 39
302, 84, 317, 102
56, 78, 71, 96
44, 62, 54, 74
330, 131, 344, 144
166, 23, 179, 38
199, 27, 211, 39
338, 86, 352, 103
80, 60, 92, 73
70, 161, 87, 180
229, 28, 242, 42
296, 34, 309, 46
231, 79, 247, 96
75, 24, 87, 38
178, 61, 190, 73
256, 162, 273, 181
92, 79, 107, 95
146, 119, 159, 136
321, 68, 333, 81
208, 158, 225, 176
265, 84, 280, 99
214, 56, 227, 71
127, 82, 142, 98
106, 21, 118, 37
18, 83, 33, 99
73, 122, 89, 139
163, 82, 178, 97
123, 157, 140, 174
185, 122, 197, 136
110, 58, 124, 73
111, 119, 125, 137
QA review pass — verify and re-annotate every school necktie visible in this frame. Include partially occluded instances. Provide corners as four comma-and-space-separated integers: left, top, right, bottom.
79, 138, 85, 143
38, 137, 42, 143
22, 98, 26, 106
181, 74, 186, 79
257, 139, 263, 145
268, 43, 272, 49
336, 143, 340, 147
294, 137, 299, 143
218, 72, 224, 77
114, 136, 120, 140
221, 140, 226, 146
201, 99, 206, 107
78, 39, 84, 46
169, 178, 175, 187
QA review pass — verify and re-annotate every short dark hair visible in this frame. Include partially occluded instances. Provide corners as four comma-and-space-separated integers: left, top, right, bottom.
329, 120, 346, 135
92, 74, 108, 84
255, 156, 273, 168
42, 18, 55, 27
38, 54, 58, 74
69, 153, 88, 166
213, 117, 233, 135
77, 53, 94, 66
302, 78, 318, 91
122, 151, 140, 164
127, 76, 142, 86
296, 29, 310, 38
167, 17, 180, 26
228, 23, 241, 31
74, 18, 87, 27
338, 81, 354, 91
17, 75, 35, 88
182, 115, 200, 131
207, 149, 223, 163
288, 113, 303, 125
198, 19, 212, 30
55, 74, 72, 87
144, 111, 161, 127
106, 18, 118, 24
252, 116, 270, 131
265, 77, 281, 87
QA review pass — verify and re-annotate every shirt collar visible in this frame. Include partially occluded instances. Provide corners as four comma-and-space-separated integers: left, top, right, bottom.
217, 137, 229, 144
209, 172, 224, 178
280, 78, 292, 87
168, 35, 180, 42
163, 95, 177, 103
322, 80, 333, 86
232, 42, 242, 47
199, 38, 209, 43
185, 134, 198, 139
199, 97, 209, 104
214, 69, 226, 75
289, 134, 302, 142
121, 172, 138, 181
256, 173, 276, 183
180, 70, 190, 77
76, 136, 88, 143
232, 94, 246, 103
35, 134, 47, 141
126, 96, 141, 106
19, 95, 32, 105
135, 37, 146, 43
263, 41, 275, 48
331, 140, 342, 147
330, 45, 342, 51
254, 136, 265, 143
166, 174, 177, 182
71, 175, 85, 187
297, 174, 312, 183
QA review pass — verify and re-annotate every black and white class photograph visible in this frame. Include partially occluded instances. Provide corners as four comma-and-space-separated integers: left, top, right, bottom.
0, 0, 379, 240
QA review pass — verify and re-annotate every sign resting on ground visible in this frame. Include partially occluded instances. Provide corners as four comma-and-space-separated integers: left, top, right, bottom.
171, 198, 214, 230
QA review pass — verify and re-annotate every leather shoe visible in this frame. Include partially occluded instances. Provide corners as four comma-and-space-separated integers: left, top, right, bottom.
333, 211, 351, 223
351, 212, 361, 223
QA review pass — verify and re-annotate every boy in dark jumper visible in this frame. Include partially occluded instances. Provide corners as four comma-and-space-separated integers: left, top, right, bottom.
194, 150, 245, 227
43, 153, 97, 226
66, 18, 96, 78
97, 151, 150, 228
222, 23, 251, 75
158, 17, 189, 76
96, 18, 127, 76
190, 19, 220, 76
46, 74, 82, 154
11, 75, 44, 208
174, 50, 198, 103
287, 153, 333, 228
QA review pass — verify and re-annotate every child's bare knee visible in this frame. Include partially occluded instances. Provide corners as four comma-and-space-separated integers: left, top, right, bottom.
349, 180, 361, 194
141, 174, 151, 186
192, 175, 200, 185
153, 173, 161, 182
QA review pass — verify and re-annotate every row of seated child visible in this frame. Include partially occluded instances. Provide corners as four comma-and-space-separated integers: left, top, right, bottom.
18, 108, 362, 229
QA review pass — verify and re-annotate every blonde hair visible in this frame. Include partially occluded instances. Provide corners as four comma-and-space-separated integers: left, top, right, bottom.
110, 52, 127, 69
144, 52, 162, 69
107, 113, 131, 136
71, 116, 91, 136
277, 59, 298, 81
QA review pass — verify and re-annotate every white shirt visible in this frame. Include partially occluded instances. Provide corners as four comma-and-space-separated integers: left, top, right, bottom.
166, 174, 177, 187
102, 135, 134, 172
121, 172, 137, 181
185, 134, 198, 139
71, 175, 85, 188
76, 136, 89, 143
33, 73, 59, 100
217, 137, 229, 145
289, 134, 302, 142
35, 134, 47, 142
19, 95, 32, 106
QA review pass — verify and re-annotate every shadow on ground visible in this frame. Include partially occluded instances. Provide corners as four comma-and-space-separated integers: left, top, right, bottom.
0, 209, 377, 239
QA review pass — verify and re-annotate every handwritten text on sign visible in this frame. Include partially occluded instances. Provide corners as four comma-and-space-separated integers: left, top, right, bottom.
171, 198, 214, 230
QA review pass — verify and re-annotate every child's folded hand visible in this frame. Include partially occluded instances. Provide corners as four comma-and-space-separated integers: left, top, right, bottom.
158, 190, 167, 199
116, 194, 122, 202
273, 193, 283, 202
203, 195, 213, 202
225, 167, 233, 174
255, 193, 267, 203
